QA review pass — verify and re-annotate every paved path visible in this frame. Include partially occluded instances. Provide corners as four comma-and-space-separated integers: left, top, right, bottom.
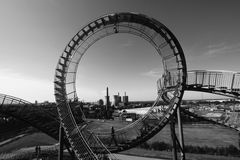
0, 134, 26, 147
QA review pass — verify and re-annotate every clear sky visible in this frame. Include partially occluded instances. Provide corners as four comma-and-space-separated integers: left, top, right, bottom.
0, 0, 240, 102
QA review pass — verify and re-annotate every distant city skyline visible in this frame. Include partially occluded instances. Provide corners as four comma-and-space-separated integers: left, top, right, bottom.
0, 0, 240, 102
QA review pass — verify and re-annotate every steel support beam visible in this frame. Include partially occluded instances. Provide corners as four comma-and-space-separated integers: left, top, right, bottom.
177, 107, 185, 160
58, 125, 64, 160
170, 108, 186, 160
58, 124, 76, 160
170, 119, 177, 160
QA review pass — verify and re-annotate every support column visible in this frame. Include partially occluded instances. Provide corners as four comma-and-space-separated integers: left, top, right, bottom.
177, 107, 185, 160
170, 119, 177, 160
58, 125, 64, 160
170, 108, 186, 160
238, 132, 240, 149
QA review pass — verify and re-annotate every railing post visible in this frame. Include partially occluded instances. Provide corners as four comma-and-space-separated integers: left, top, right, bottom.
195, 72, 198, 85
202, 72, 205, 86
1, 95, 6, 106
231, 74, 235, 91
220, 73, 224, 89
208, 72, 211, 88
214, 73, 218, 87
10, 99, 14, 105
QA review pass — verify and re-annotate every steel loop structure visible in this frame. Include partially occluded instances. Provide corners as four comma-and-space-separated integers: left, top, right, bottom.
54, 12, 187, 159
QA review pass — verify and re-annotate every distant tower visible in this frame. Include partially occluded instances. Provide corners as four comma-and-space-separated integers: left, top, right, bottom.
123, 92, 129, 105
105, 87, 110, 110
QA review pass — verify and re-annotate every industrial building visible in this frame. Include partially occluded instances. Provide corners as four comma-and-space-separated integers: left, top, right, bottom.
113, 93, 121, 106
113, 92, 129, 107
123, 92, 129, 105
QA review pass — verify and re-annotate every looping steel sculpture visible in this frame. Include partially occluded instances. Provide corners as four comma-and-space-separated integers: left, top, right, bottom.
0, 12, 239, 160
54, 12, 187, 159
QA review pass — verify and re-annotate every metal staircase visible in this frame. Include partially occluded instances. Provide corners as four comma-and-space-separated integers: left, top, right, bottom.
0, 93, 60, 140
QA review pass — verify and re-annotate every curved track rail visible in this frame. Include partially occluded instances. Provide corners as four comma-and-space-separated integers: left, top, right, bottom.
158, 70, 240, 131
0, 93, 60, 140
0, 93, 31, 105
54, 12, 186, 159
187, 70, 240, 98
186, 70, 240, 131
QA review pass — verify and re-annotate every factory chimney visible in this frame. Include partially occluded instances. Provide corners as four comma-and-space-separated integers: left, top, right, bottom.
105, 87, 110, 110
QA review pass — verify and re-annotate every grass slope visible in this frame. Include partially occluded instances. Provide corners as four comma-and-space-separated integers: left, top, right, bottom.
148, 124, 239, 149
121, 148, 240, 160
0, 133, 57, 153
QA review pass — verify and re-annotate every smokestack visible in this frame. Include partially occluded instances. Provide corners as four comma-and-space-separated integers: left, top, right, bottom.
107, 87, 109, 97
105, 87, 110, 119
125, 92, 126, 96
106, 87, 110, 110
